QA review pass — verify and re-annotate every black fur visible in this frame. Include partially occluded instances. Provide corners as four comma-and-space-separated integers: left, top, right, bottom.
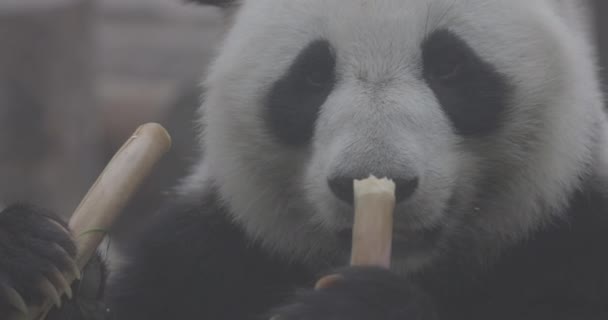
265, 39, 337, 146
106, 194, 314, 320
422, 29, 512, 136
185, 0, 237, 8
419, 183, 608, 319
0, 204, 76, 313
0, 204, 107, 320
106, 180, 608, 319
271, 266, 439, 320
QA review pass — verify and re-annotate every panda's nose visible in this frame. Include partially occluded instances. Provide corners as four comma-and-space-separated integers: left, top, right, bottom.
327, 176, 419, 206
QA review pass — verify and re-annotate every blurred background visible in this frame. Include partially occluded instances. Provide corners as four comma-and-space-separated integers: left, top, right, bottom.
0, 0, 606, 244
0, 0, 225, 243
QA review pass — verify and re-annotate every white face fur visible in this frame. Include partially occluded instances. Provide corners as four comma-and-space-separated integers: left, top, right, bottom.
186, 0, 606, 272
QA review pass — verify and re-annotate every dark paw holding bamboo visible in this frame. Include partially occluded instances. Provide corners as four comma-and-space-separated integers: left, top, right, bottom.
271, 177, 437, 320
0, 123, 170, 320
271, 266, 438, 320
0, 204, 80, 318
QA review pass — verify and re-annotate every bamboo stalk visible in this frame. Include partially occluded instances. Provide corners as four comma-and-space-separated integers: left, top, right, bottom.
314, 176, 396, 290
349, 176, 396, 268
20, 123, 171, 320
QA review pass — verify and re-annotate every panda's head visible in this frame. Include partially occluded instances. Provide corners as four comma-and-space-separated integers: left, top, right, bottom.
187, 0, 605, 271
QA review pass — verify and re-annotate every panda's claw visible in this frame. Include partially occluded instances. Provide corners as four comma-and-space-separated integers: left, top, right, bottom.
48, 266, 73, 300
70, 260, 82, 281
52, 243, 81, 281
43, 215, 72, 237
39, 278, 62, 308
1, 283, 28, 315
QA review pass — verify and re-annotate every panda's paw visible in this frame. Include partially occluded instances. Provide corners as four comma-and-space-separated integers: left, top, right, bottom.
270, 266, 438, 320
0, 204, 80, 316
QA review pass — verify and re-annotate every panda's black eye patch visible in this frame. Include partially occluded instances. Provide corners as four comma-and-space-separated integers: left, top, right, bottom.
184, 0, 233, 7
422, 29, 511, 136
265, 39, 336, 146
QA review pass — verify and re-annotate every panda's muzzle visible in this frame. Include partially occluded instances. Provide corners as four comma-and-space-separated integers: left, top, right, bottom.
327, 176, 419, 206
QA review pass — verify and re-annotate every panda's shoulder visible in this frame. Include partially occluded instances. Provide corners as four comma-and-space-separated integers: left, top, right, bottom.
108, 189, 315, 318
557, 178, 608, 246
503, 179, 608, 267
123, 190, 268, 267
490, 179, 608, 300
424, 180, 608, 314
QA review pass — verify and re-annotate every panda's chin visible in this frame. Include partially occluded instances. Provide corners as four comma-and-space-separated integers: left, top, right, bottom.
391, 225, 443, 258
333, 222, 443, 266
311, 188, 450, 269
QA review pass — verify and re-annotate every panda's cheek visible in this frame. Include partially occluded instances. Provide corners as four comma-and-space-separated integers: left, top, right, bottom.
302, 163, 351, 227
394, 147, 473, 224
264, 40, 336, 147
396, 179, 450, 226
422, 29, 512, 137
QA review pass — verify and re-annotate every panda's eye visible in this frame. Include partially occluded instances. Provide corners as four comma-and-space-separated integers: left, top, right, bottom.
426, 51, 468, 83
265, 40, 337, 146
305, 70, 333, 88
421, 29, 511, 136
422, 33, 470, 84
298, 49, 336, 90
185, 0, 230, 7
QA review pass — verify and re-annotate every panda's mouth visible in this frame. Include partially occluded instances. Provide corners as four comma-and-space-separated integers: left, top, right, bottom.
336, 224, 442, 257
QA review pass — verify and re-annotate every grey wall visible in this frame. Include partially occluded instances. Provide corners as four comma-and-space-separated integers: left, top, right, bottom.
594, 0, 608, 89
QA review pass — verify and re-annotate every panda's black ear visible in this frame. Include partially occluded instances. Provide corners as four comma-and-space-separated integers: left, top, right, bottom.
185, 0, 239, 8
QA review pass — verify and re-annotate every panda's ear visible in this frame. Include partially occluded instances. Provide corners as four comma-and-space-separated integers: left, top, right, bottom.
185, 0, 239, 8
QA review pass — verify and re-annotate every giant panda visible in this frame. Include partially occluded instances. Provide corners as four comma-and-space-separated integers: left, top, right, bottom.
1, 0, 608, 319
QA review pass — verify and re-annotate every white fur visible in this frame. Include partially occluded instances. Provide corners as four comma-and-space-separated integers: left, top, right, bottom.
186, 0, 605, 272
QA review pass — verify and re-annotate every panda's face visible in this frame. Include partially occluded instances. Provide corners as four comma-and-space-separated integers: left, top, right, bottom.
201, 0, 601, 270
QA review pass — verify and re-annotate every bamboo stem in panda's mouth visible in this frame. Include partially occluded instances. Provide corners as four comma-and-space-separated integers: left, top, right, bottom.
314, 176, 396, 290
350, 176, 396, 268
